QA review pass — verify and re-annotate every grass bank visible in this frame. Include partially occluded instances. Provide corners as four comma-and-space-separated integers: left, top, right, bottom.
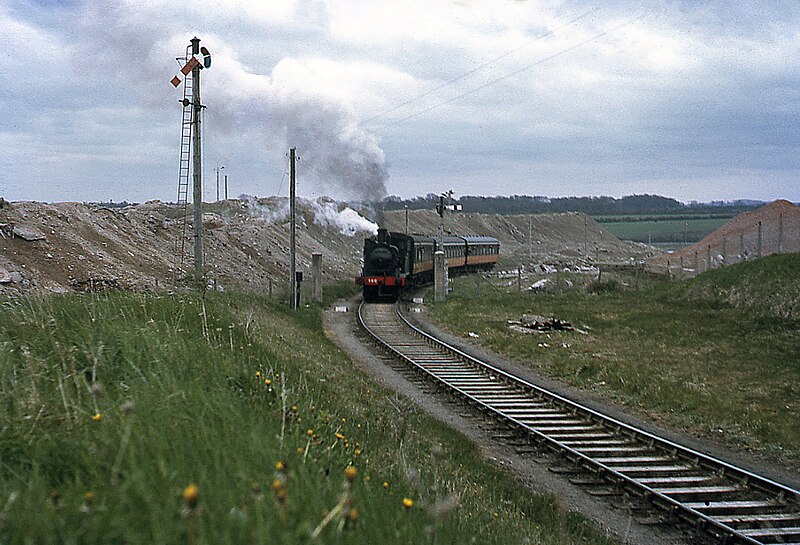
430, 255, 800, 461
0, 290, 616, 544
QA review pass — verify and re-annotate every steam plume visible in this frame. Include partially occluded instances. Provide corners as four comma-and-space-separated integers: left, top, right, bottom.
72, 2, 391, 203
242, 195, 377, 236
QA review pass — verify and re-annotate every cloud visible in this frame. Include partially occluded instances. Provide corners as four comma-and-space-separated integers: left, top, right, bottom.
0, 0, 798, 203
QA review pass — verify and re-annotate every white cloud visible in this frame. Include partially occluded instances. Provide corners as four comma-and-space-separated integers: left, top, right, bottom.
0, 0, 798, 203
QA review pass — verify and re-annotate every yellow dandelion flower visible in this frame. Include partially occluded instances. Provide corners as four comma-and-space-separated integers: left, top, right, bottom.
182, 484, 199, 509
91, 413, 102, 422
402, 497, 414, 509
335, 432, 345, 440
306, 428, 314, 437
344, 465, 358, 482
346, 508, 359, 522
290, 405, 298, 413
255, 371, 261, 378
354, 449, 362, 456
296, 447, 304, 455
265, 379, 271, 386
383, 481, 389, 489
275, 461, 285, 472
83, 491, 95, 504
272, 479, 284, 492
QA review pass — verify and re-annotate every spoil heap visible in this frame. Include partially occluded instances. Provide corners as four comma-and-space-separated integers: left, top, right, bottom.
646, 200, 800, 275
382, 209, 651, 267
0, 198, 649, 296
0, 198, 370, 296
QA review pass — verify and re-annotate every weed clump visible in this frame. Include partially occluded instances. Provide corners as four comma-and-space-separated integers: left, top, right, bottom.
587, 278, 622, 294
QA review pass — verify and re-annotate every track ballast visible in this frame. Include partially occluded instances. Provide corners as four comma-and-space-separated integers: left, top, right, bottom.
358, 302, 800, 545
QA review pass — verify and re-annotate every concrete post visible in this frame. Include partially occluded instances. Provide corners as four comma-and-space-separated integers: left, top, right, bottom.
707, 244, 712, 270
722, 237, 727, 265
740, 232, 745, 261
757, 221, 762, 258
434, 251, 446, 302
680, 256, 684, 279
289, 148, 297, 310
190, 37, 204, 284
312, 253, 323, 303
694, 251, 698, 274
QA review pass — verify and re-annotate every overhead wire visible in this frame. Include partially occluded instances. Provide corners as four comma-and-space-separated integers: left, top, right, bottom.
353, 7, 600, 131
376, 12, 648, 132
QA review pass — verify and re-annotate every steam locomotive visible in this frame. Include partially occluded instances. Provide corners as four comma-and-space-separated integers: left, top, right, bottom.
357, 228, 500, 302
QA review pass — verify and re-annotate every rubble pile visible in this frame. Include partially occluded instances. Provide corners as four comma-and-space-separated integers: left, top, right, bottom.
508, 314, 574, 334
0, 198, 370, 296
0, 197, 652, 297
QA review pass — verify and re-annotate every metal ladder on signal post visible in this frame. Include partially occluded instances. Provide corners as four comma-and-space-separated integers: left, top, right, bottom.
173, 45, 194, 282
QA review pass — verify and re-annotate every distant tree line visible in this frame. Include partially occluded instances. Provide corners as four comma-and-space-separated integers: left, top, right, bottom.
381, 194, 763, 217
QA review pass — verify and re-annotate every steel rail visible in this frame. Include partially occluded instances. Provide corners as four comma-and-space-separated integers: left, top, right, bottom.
358, 301, 800, 545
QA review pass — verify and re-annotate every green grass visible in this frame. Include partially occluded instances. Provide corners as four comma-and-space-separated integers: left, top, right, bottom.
0, 291, 616, 545
682, 253, 800, 319
430, 257, 800, 460
599, 217, 730, 243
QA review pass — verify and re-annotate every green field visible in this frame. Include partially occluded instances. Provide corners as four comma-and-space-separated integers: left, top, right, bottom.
0, 288, 616, 544
597, 217, 731, 244
429, 254, 800, 461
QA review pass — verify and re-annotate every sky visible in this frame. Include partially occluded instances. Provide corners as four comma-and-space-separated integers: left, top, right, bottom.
1, 0, 798, 204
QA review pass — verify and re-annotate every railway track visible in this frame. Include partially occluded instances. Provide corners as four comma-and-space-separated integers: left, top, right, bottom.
358, 302, 800, 545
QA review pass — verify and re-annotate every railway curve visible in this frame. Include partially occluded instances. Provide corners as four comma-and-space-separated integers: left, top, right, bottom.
358, 301, 800, 545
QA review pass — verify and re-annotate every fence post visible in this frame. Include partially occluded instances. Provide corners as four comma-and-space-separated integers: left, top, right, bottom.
722, 237, 727, 265
757, 221, 762, 258
740, 232, 745, 261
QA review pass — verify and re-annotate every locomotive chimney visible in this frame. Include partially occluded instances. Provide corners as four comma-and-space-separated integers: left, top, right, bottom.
377, 228, 389, 244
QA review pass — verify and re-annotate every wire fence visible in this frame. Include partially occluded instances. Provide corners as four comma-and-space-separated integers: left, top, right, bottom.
645, 212, 799, 278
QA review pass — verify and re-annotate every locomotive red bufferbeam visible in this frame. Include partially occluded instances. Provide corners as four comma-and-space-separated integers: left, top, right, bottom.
356, 228, 500, 302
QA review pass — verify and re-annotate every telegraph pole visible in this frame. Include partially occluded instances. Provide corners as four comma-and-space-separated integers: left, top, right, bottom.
215, 166, 224, 201
289, 148, 297, 310
529, 216, 533, 259
191, 37, 203, 284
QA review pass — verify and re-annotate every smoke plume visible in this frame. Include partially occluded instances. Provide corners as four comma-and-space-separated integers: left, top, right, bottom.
242, 195, 377, 236
309, 198, 379, 236
72, 2, 391, 203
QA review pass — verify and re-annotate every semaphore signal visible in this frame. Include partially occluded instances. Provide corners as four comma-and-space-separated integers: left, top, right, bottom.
170, 37, 210, 285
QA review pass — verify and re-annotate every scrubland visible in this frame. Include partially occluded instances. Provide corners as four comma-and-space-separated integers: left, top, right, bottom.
0, 286, 616, 544
431, 254, 800, 461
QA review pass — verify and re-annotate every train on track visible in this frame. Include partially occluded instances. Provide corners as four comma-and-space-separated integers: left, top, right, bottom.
356, 228, 500, 302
